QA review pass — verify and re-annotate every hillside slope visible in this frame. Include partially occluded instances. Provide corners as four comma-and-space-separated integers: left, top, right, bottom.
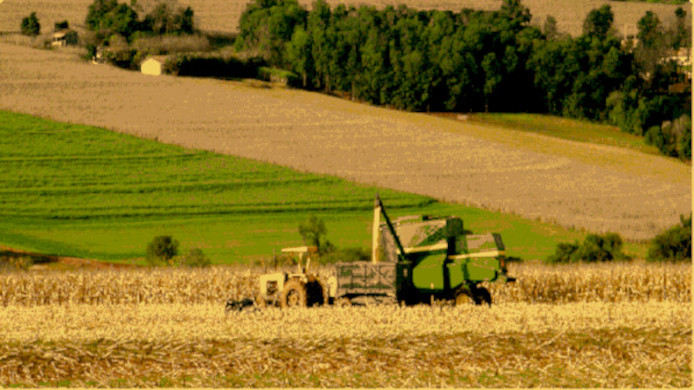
0, 43, 690, 240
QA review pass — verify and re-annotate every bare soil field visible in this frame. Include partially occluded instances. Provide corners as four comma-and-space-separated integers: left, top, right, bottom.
0, 43, 690, 241
0, 0, 688, 37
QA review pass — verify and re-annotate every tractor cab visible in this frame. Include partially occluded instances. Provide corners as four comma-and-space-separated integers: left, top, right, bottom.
257, 246, 325, 308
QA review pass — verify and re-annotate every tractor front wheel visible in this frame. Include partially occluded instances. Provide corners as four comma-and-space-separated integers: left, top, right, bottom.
280, 279, 308, 308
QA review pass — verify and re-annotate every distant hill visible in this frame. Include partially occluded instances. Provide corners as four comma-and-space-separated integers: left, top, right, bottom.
0, 0, 689, 37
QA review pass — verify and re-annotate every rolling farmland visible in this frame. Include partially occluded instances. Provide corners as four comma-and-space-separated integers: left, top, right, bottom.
0, 0, 691, 387
0, 43, 690, 242
0, 110, 603, 262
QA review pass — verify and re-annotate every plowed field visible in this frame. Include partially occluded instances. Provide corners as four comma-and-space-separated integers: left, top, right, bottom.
0, 0, 688, 37
1, 43, 690, 240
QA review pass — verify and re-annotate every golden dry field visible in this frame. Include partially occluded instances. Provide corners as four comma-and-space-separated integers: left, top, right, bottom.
0, 0, 688, 37
1, 262, 690, 305
0, 261, 691, 387
0, 43, 690, 241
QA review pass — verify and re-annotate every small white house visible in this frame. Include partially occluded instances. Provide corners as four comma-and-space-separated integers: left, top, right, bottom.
141, 56, 167, 76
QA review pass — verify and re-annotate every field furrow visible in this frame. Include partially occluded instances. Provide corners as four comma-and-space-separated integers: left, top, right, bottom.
0, 43, 690, 241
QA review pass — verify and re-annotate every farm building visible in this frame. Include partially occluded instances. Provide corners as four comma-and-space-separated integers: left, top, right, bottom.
140, 56, 168, 76
51, 29, 78, 47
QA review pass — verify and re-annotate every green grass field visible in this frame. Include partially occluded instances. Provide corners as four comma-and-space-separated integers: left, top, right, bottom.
467, 113, 661, 155
0, 110, 645, 264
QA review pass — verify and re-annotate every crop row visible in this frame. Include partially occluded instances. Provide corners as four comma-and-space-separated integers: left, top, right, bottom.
0, 261, 689, 306
0, 302, 690, 387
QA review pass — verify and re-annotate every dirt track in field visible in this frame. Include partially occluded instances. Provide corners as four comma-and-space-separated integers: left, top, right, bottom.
0, 43, 690, 240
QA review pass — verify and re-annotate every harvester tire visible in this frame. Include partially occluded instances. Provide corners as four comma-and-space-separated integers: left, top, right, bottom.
454, 289, 474, 306
280, 279, 307, 308
473, 286, 492, 307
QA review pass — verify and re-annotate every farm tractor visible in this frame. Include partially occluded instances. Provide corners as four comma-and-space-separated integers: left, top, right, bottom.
226, 195, 514, 311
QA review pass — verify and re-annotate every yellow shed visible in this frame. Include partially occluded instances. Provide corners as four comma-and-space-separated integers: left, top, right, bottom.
141, 56, 167, 76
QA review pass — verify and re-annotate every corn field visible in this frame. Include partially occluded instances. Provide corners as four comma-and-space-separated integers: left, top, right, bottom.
0, 261, 691, 387
0, 261, 689, 306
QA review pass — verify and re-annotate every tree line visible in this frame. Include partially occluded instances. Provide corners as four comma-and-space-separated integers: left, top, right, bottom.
85, 0, 195, 43
235, 0, 691, 160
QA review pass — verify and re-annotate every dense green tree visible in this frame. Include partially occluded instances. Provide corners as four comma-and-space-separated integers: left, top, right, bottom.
286, 26, 313, 87
86, 0, 139, 40
298, 216, 334, 255
86, 0, 118, 31
498, 0, 531, 32
307, 0, 333, 90
647, 214, 691, 262
671, 7, 689, 50
146, 235, 179, 265
543, 15, 559, 41
358, 22, 389, 104
582, 5, 614, 41
20, 12, 41, 37
481, 52, 502, 112
235, 0, 306, 64
143, 1, 195, 35
232, 0, 687, 160
635, 11, 667, 77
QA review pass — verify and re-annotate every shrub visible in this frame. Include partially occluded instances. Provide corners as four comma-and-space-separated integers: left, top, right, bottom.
298, 216, 335, 255
647, 214, 691, 262
545, 232, 630, 263
20, 12, 41, 37
644, 115, 691, 160
165, 54, 264, 78
258, 66, 299, 86
2, 256, 34, 271
546, 241, 580, 263
146, 235, 179, 265
177, 248, 211, 267
131, 34, 210, 55
54, 20, 69, 30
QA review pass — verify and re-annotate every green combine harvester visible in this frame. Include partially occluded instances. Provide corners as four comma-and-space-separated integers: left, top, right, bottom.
237, 195, 515, 311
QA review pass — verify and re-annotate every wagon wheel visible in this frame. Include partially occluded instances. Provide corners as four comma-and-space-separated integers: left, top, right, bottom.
472, 286, 492, 307
280, 278, 308, 308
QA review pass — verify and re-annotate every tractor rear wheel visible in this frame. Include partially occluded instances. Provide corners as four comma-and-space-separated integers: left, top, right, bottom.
280, 279, 307, 308
305, 279, 327, 307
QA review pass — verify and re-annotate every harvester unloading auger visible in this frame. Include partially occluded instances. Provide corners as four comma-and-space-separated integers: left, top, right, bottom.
226, 195, 515, 311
